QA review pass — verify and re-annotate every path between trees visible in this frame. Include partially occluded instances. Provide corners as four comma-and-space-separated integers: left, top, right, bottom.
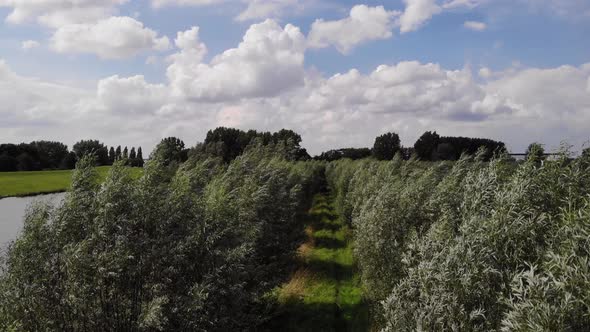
270, 191, 369, 331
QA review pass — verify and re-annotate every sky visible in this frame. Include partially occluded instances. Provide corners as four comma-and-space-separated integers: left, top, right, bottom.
0, 0, 589, 155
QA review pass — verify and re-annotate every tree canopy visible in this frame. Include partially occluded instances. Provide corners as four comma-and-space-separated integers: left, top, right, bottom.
373, 132, 401, 161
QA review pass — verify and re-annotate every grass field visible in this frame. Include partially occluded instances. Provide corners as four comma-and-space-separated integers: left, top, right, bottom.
0, 166, 143, 198
270, 193, 369, 331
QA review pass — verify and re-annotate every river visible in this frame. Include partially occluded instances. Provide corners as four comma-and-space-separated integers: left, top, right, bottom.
0, 193, 66, 248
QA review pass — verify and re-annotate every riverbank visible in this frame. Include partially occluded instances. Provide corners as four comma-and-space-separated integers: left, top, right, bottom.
0, 166, 142, 198
269, 192, 369, 331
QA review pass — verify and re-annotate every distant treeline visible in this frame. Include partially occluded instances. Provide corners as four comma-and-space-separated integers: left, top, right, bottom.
0, 128, 508, 171
315, 131, 506, 162
0, 140, 144, 172
195, 127, 310, 162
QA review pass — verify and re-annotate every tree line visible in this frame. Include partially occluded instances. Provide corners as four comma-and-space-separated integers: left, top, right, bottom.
315, 131, 506, 162
0, 140, 144, 172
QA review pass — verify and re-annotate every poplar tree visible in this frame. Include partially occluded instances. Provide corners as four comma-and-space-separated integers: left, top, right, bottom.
109, 147, 116, 164
137, 147, 144, 167
129, 147, 137, 166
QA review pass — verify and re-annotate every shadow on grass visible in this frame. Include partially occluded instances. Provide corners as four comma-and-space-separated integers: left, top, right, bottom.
313, 236, 347, 249
264, 192, 369, 331
263, 299, 369, 332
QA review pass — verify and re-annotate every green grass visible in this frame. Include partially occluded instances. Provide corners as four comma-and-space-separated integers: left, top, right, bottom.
270, 193, 369, 331
0, 166, 143, 198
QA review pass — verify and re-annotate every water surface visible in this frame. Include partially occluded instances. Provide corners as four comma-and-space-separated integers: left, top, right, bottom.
0, 193, 66, 248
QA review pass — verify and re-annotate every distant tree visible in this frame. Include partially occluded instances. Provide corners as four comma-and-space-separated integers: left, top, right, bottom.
0, 144, 19, 158
109, 147, 116, 164
316, 148, 372, 161
151, 137, 187, 166
136, 147, 144, 167
0, 154, 18, 172
123, 147, 128, 160
129, 147, 137, 166
30, 141, 68, 169
436, 136, 505, 161
60, 152, 77, 169
401, 147, 415, 160
115, 146, 122, 160
372, 132, 401, 161
205, 127, 249, 162
414, 131, 440, 161
272, 129, 308, 160
73, 140, 109, 165
525, 142, 545, 163
435, 142, 456, 161
16, 153, 35, 171
272, 129, 302, 147
203, 127, 308, 162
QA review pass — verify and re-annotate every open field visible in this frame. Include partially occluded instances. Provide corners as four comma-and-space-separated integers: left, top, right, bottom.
0, 166, 143, 198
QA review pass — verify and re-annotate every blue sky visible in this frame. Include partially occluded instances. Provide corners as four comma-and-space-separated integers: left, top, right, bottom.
1, 0, 589, 154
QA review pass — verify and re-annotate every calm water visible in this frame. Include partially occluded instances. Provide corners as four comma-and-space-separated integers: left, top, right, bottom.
0, 193, 66, 248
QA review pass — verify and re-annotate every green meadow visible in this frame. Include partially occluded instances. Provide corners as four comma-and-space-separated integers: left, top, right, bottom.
0, 166, 142, 198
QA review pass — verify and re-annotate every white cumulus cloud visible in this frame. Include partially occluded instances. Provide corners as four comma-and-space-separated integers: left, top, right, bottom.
97, 75, 169, 114
0, 0, 128, 28
50, 16, 170, 59
464, 20, 487, 31
399, 0, 442, 33
308, 5, 400, 54
151, 0, 224, 8
235, 0, 300, 21
167, 19, 306, 101
21, 40, 40, 50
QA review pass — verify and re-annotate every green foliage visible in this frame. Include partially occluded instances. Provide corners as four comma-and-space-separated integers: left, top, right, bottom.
30, 141, 69, 169
315, 148, 372, 161
414, 131, 440, 160
327, 147, 590, 330
0, 143, 323, 330
526, 142, 546, 163
109, 146, 116, 163
413, 131, 505, 161
201, 127, 310, 163
372, 132, 401, 161
150, 137, 188, 166
1, 141, 71, 171
73, 139, 110, 165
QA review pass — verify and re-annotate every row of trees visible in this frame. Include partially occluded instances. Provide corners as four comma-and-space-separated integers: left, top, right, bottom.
316, 131, 506, 162
0, 136, 324, 331
73, 140, 144, 167
327, 147, 590, 330
372, 131, 506, 161
315, 148, 372, 161
413, 131, 506, 161
0, 140, 145, 172
0, 141, 73, 172
199, 127, 310, 162
0, 127, 310, 172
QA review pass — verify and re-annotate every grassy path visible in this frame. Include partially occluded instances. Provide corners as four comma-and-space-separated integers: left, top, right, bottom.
271, 192, 368, 331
